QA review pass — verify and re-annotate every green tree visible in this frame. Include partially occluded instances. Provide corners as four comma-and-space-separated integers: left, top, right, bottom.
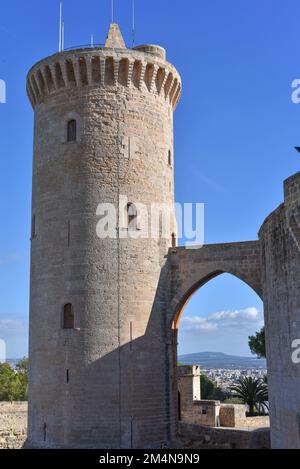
230, 376, 268, 416
223, 397, 244, 405
201, 374, 228, 401
15, 358, 28, 401
16, 357, 28, 374
0, 359, 28, 402
201, 374, 215, 399
248, 327, 266, 358
0, 363, 16, 401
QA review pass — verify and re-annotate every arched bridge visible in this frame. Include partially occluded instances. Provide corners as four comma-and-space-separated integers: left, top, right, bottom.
166, 241, 262, 329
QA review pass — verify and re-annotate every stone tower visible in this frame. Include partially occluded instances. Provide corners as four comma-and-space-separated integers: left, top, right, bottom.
259, 172, 300, 449
26, 24, 181, 448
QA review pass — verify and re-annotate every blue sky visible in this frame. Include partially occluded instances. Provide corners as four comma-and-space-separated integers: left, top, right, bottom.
0, 0, 299, 357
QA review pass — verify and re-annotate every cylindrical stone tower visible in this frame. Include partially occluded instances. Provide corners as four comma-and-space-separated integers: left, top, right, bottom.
259, 172, 300, 449
26, 24, 181, 448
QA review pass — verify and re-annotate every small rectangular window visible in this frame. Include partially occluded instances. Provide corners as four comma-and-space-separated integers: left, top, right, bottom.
31, 214, 36, 239
130, 322, 133, 351
63, 303, 74, 329
67, 220, 71, 248
127, 203, 138, 230
67, 120, 77, 142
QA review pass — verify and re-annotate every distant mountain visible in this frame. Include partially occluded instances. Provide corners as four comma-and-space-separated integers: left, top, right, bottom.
178, 352, 266, 370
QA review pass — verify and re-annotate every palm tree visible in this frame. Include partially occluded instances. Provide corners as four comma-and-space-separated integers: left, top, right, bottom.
230, 376, 268, 416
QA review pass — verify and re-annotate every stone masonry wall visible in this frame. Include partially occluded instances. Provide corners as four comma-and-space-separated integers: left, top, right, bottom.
259, 171, 300, 449
219, 405, 246, 428
219, 405, 269, 429
178, 422, 270, 449
27, 25, 182, 449
0, 402, 27, 449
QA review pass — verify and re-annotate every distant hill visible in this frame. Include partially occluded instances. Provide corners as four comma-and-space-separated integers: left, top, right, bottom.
178, 352, 266, 370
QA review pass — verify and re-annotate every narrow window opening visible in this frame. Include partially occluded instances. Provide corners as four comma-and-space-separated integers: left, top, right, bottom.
130, 322, 133, 351
66, 369, 70, 384
168, 150, 172, 166
43, 423, 47, 442
63, 303, 74, 329
178, 391, 181, 421
31, 214, 36, 239
127, 203, 137, 230
67, 119, 77, 142
67, 220, 71, 248
171, 233, 176, 248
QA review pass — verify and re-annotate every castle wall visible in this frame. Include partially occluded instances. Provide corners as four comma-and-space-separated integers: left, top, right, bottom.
259, 172, 300, 449
178, 422, 270, 449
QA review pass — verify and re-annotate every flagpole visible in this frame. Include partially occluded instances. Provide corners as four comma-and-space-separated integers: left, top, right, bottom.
111, 0, 114, 23
132, 0, 135, 47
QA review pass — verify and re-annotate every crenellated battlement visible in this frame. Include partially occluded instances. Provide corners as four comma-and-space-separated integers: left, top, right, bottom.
26, 47, 182, 110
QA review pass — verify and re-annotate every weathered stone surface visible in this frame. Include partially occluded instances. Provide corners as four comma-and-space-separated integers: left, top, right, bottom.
259, 171, 300, 449
0, 402, 27, 449
27, 23, 180, 449
105, 23, 126, 49
177, 422, 270, 449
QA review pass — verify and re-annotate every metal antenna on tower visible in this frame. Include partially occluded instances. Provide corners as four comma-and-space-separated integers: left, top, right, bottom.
111, 0, 114, 23
132, 0, 135, 47
58, 1, 63, 52
62, 21, 65, 51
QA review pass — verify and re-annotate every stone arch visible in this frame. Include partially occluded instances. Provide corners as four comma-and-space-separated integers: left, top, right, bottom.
167, 241, 262, 330
171, 269, 262, 330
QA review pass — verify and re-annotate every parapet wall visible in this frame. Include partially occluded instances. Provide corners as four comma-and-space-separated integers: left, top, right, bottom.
26, 48, 181, 110
178, 422, 270, 449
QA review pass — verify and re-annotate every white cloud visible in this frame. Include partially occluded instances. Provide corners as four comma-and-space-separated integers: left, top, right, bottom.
0, 319, 28, 358
181, 307, 263, 332
0, 319, 28, 336
0, 250, 28, 266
